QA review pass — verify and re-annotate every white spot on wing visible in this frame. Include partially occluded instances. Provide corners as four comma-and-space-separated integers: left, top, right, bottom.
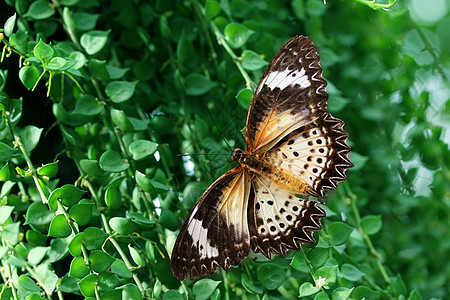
266, 68, 311, 90
187, 218, 219, 259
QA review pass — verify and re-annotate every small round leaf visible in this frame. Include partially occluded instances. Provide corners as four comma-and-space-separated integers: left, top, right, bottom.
48, 214, 72, 238
99, 150, 129, 173
80, 30, 110, 55
193, 279, 221, 300
129, 140, 158, 161
256, 263, 285, 290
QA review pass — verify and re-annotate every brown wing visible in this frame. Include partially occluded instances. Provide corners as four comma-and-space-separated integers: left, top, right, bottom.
248, 173, 325, 257
246, 35, 328, 153
264, 112, 353, 198
171, 166, 251, 280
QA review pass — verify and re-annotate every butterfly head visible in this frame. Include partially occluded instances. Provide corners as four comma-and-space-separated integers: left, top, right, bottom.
231, 148, 245, 162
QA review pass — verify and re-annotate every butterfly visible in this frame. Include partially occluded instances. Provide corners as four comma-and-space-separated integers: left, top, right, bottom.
171, 35, 353, 280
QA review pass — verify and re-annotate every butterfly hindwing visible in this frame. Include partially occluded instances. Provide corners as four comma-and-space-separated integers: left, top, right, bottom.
246, 35, 328, 153
171, 167, 251, 280
248, 173, 325, 257
265, 112, 353, 197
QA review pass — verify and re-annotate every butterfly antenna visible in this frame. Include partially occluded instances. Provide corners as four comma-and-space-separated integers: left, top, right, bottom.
177, 153, 230, 157
204, 103, 234, 152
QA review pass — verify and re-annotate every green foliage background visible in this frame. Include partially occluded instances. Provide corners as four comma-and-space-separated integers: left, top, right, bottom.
0, 0, 448, 299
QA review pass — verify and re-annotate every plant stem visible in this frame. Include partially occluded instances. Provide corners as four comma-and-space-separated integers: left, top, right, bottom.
209, 22, 255, 89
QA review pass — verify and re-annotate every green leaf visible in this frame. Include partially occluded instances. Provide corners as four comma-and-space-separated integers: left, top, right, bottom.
0, 163, 11, 181
408, 289, 423, 300
291, 251, 311, 273
2, 222, 20, 246
193, 279, 221, 300
391, 275, 407, 297
24, 0, 55, 20
48, 214, 72, 238
315, 291, 330, 300
70, 256, 90, 278
349, 152, 368, 171
176, 31, 194, 63
256, 263, 285, 290
299, 282, 320, 297
327, 221, 354, 246
80, 30, 110, 55
19, 274, 41, 292
34, 39, 54, 63
162, 290, 184, 300
105, 80, 138, 103
25, 202, 55, 226
109, 217, 137, 235
341, 263, 365, 281
80, 159, 106, 177
98, 271, 121, 293
50, 184, 86, 208
128, 140, 158, 160
69, 203, 93, 226
352, 286, 377, 299
0, 206, 14, 225
89, 250, 115, 273
111, 259, 133, 278
128, 244, 144, 267
68, 232, 85, 257
20, 125, 43, 152
205, 0, 221, 20
224, 23, 254, 48
84, 227, 109, 250
159, 15, 172, 39
27, 246, 48, 266
88, 59, 110, 81
72, 12, 100, 31
69, 51, 88, 69
118, 284, 140, 300
4, 14, 16, 37
74, 94, 104, 116
185, 73, 217, 96
106, 65, 129, 79
158, 209, 178, 231
315, 265, 338, 286
306, 0, 327, 17
0, 142, 17, 164
37, 161, 58, 177
361, 215, 382, 235
45, 57, 69, 71
236, 88, 253, 108
19, 65, 40, 90
308, 247, 329, 268
241, 50, 268, 70
105, 186, 122, 209
331, 287, 354, 300
241, 273, 263, 294
99, 150, 130, 172
135, 170, 169, 194
78, 274, 98, 297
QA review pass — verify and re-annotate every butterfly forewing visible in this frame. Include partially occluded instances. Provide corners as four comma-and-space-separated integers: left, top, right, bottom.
171, 167, 251, 280
248, 174, 325, 257
246, 36, 328, 153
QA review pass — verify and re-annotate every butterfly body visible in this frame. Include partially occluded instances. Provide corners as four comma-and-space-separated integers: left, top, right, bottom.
171, 36, 353, 280
231, 148, 310, 195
